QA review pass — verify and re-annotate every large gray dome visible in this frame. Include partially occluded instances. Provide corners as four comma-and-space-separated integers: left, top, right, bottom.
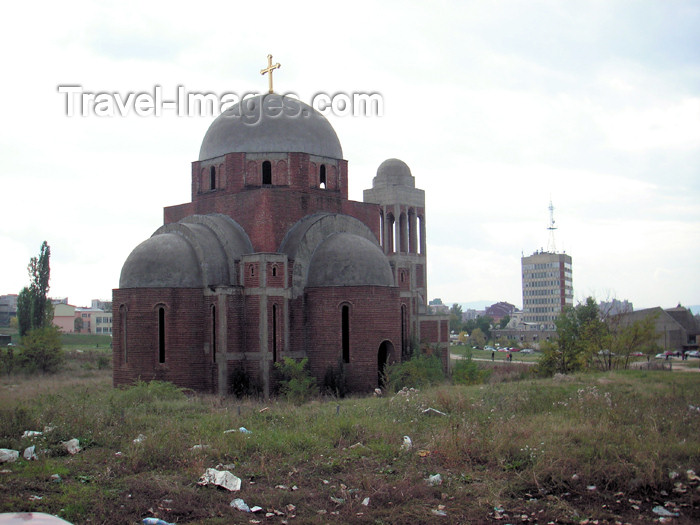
307, 232, 394, 287
199, 93, 343, 161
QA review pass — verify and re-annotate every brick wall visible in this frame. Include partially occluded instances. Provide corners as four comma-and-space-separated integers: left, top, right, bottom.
304, 286, 401, 392
112, 288, 213, 391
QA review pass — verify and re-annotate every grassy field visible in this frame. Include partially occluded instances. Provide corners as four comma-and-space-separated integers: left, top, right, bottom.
1, 356, 699, 524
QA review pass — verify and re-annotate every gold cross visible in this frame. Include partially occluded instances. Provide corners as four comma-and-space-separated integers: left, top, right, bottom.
260, 54, 281, 94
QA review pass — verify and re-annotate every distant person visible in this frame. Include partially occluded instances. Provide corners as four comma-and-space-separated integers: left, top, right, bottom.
491, 351, 495, 361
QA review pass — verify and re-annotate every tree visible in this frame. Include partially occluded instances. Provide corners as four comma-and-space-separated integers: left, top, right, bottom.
498, 315, 511, 329
607, 311, 660, 369
13, 242, 62, 375
449, 303, 463, 333
470, 327, 486, 348
475, 315, 494, 342
17, 287, 32, 337
74, 317, 84, 333
462, 318, 476, 335
28, 241, 51, 329
17, 241, 52, 336
537, 297, 604, 376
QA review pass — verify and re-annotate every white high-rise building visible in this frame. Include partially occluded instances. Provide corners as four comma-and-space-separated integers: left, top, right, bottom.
521, 250, 573, 331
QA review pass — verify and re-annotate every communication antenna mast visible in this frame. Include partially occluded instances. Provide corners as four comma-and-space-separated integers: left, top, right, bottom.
546, 199, 557, 253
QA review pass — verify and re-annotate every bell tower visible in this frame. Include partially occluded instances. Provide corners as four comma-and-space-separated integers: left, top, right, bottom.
364, 158, 427, 358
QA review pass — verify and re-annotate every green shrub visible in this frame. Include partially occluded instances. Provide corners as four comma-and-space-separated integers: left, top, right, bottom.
452, 347, 490, 385
274, 357, 318, 405
229, 366, 260, 398
322, 358, 348, 398
386, 352, 444, 391
115, 380, 185, 407
96, 354, 110, 370
18, 326, 64, 373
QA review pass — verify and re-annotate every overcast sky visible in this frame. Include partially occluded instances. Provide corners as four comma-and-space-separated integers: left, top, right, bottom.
1, 0, 698, 311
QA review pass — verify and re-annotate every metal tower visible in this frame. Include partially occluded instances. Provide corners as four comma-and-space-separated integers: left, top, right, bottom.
546, 200, 557, 253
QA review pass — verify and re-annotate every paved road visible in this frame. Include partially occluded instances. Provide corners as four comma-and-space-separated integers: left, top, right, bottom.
450, 354, 536, 365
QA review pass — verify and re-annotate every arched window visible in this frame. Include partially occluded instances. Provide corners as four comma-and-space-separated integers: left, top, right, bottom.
158, 306, 165, 364
418, 214, 426, 255
210, 165, 216, 190
342, 305, 350, 363
401, 304, 408, 359
119, 304, 127, 363
319, 164, 326, 189
211, 304, 216, 362
272, 304, 278, 363
386, 213, 395, 253
262, 161, 272, 185
379, 210, 385, 248
272, 265, 277, 277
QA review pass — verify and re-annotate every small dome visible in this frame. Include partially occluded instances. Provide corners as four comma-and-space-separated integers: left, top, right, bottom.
307, 233, 394, 287
199, 93, 343, 161
119, 233, 202, 288
373, 158, 414, 187
119, 214, 253, 288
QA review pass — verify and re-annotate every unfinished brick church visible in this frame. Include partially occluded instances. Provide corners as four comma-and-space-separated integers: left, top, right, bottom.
113, 79, 449, 396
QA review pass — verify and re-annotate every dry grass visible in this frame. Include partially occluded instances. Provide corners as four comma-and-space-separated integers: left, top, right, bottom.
1, 362, 699, 524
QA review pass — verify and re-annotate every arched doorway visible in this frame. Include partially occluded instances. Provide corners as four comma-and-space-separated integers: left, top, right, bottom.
377, 340, 394, 388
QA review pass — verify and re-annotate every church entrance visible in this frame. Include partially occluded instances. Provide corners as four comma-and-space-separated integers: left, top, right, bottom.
377, 341, 394, 388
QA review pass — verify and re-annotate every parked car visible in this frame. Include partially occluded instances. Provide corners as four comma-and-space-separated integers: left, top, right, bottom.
686, 350, 700, 358
520, 348, 535, 354
655, 351, 676, 359
630, 351, 645, 357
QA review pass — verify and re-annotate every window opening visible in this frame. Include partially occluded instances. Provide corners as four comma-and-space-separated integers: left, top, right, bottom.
342, 305, 350, 363
262, 161, 272, 185
401, 305, 407, 359
211, 304, 216, 362
120, 305, 127, 363
272, 304, 278, 363
158, 307, 165, 363
320, 165, 326, 189
210, 165, 216, 190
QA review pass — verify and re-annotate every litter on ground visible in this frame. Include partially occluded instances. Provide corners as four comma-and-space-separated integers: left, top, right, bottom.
0, 449, 19, 463
62, 439, 80, 455
198, 468, 242, 491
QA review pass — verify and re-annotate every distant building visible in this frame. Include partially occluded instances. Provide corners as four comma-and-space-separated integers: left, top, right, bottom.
429, 298, 449, 314
0, 294, 18, 326
616, 305, 698, 352
521, 250, 573, 331
492, 316, 557, 346
91, 299, 112, 312
52, 302, 112, 335
52, 303, 76, 333
600, 299, 633, 317
485, 301, 516, 323
461, 309, 481, 322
